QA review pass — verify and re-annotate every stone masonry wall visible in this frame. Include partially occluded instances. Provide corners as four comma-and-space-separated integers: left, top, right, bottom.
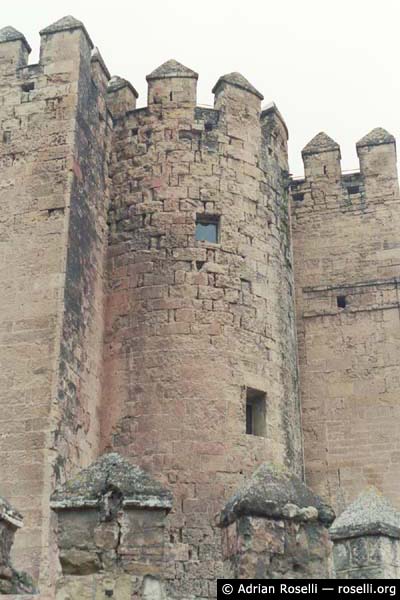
0, 19, 111, 594
102, 65, 302, 597
291, 130, 400, 514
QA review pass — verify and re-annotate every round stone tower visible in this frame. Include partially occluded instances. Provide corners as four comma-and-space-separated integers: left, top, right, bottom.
103, 60, 302, 596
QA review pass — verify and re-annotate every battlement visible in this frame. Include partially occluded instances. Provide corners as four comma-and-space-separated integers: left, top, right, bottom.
2, 13, 400, 597
290, 128, 399, 210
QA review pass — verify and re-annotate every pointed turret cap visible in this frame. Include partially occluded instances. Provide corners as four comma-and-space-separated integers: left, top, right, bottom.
212, 72, 264, 100
0, 26, 31, 52
330, 487, 400, 540
40, 15, 93, 48
219, 462, 335, 527
91, 46, 111, 80
357, 127, 396, 149
147, 59, 198, 81
302, 132, 340, 156
107, 75, 138, 98
50, 452, 172, 510
261, 101, 289, 139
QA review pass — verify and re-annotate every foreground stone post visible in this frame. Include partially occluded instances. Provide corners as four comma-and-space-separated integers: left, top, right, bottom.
330, 487, 400, 579
0, 497, 35, 594
218, 463, 335, 579
50, 453, 172, 599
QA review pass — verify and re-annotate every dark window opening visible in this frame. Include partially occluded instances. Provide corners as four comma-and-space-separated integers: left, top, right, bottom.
170, 91, 173, 101
131, 128, 138, 136
293, 192, 305, 202
195, 215, 219, 244
195, 260, 205, 271
2, 131, 11, 144
337, 295, 347, 309
323, 165, 328, 175
347, 185, 360, 195
245, 388, 266, 437
21, 82, 34, 92
205, 121, 213, 132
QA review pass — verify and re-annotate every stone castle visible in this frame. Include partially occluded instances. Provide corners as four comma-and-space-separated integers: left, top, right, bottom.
1, 14, 400, 599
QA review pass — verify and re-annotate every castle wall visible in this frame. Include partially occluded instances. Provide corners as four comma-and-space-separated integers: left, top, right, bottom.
103, 68, 302, 597
0, 20, 111, 592
291, 131, 400, 513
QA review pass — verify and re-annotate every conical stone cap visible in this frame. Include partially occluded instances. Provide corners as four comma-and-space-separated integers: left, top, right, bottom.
212, 71, 263, 100
91, 46, 111, 80
357, 127, 395, 149
219, 462, 335, 527
0, 26, 31, 52
147, 59, 198, 80
330, 487, 400, 540
302, 131, 340, 156
50, 452, 172, 511
40, 15, 93, 48
107, 75, 138, 98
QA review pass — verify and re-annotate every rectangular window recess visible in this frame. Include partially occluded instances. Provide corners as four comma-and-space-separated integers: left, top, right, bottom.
21, 82, 34, 92
347, 186, 360, 195
195, 214, 219, 244
246, 388, 266, 437
292, 192, 305, 202
337, 295, 347, 309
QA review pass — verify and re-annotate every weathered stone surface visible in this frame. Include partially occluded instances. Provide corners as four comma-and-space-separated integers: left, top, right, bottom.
107, 75, 138, 97
356, 127, 395, 148
40, 15, 94, 48
147, 59, 198, 80
302, 131, 340, 155
1, 12, 400, 596
0, 497, 35, 594
291, 121, 400, 516
0, 15, 112, 593
212, 72, 263, 99
51, 452, 172, 510
330, 487, 400, 540
219, 463, 335, 527
0, 26, 31, 51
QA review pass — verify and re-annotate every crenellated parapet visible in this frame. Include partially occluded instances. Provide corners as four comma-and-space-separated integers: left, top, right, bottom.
290, 128, 399, 212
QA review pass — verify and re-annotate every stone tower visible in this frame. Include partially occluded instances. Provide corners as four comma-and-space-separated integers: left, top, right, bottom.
291, 128, 400, 513
2, 12, 400, 598
0, 16, 111, 594
0, 16, 303, 596
103, 62, 302, 594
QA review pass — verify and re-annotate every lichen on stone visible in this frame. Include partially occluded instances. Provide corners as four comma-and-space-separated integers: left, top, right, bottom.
50, 452, 173, 511
218, 462, 335, 527
330, 486, 400, 540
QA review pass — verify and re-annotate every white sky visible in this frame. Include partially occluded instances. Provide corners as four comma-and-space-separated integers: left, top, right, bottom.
3, 0, 400, 175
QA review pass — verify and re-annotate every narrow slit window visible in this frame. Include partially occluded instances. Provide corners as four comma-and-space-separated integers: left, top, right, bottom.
337, 295, 347, 309
245, 388, 266, 437
195, 215, 219, 244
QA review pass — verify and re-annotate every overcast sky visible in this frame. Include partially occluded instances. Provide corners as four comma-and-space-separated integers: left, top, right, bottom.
3, 0, 400, 175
